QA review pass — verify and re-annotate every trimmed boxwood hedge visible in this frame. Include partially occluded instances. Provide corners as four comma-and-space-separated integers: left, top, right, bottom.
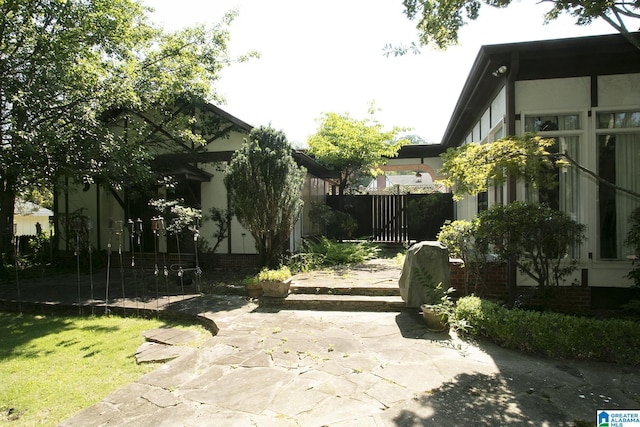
454, 296, 640, 365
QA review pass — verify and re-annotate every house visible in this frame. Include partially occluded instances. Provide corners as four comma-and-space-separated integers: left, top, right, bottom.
375, 144, 448, 194
440, 32, 640, 288
54, 101, 332, 265
365, 168, 447, 194
14, 200, 53, 236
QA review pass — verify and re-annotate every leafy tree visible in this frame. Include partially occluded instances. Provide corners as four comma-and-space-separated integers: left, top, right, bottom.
403, 134, 433, 145
0, 0, 254, 256
224, 126, 306, 268
307, 106, 409, 195
441, 134, 640, 201
402, 0, 640, 50
476, 202, 586, 287
441, 134, 558, 200
308, 202, 358, 240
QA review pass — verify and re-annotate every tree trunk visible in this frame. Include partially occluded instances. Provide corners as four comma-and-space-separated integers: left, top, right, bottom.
0, 172, 17, 263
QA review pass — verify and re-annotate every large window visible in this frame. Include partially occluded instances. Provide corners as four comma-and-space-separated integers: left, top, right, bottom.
524, 114, 581, 220
597, 111, 640, 259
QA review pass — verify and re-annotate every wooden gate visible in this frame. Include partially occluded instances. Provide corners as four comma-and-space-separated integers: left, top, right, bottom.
325, 193, 453, 243
371, 194, 408, 242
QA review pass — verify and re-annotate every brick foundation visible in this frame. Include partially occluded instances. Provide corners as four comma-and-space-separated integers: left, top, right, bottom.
450, 261, 592, 316
199, 253, 261, 271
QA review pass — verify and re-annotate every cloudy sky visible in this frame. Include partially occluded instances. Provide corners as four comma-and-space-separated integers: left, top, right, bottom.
145, 0, 619, 146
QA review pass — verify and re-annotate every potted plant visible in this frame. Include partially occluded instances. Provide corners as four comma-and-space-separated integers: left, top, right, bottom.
243, 276, 263, 298
420, 281, 455, 332
258, 266, 292, 298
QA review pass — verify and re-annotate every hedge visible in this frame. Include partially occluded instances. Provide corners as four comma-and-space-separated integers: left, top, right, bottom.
455, 296, 640, 365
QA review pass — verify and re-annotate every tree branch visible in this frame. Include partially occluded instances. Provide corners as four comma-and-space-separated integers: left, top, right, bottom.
560, 151, 640, 199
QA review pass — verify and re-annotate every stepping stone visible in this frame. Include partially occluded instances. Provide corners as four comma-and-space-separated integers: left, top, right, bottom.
143, 328, 202, 346
135, 341, 194, 364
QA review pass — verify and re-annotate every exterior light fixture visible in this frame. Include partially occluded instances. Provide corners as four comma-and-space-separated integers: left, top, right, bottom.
492, 65, 508, 77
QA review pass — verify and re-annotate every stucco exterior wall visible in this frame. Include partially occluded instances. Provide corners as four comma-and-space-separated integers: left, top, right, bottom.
14, 215, 51, 236
450, 73, 638, 287
383, 156, 445, 182
513, 74, 637, 287
200, 129, 255, 254
598, 73, 640, 107
515, 77, 591, 112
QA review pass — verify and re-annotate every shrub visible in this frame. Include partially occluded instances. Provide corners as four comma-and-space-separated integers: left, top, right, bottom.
224, 126, 305, 268
406, 194, 453, 240
455, 296, 640, 364
257, 266, 291, 282
308, 203, 357, 240
476, 202, 586, 287
437, 219, 487, 294
625, 206, 640, 287
453, 295, 486, 329
289, 237, 380, 271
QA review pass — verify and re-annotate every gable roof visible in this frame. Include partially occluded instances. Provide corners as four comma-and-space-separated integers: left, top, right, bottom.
201, 103, 253, 133
15, 200, 53, 217
441, 32, 640, 148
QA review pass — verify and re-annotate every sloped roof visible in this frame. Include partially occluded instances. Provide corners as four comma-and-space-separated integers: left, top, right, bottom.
441, 32, 640, 148
15, 200, 53, 217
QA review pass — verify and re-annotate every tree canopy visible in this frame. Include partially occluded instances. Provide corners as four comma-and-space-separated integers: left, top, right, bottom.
402, 0, 640, 50
224, 126, 305, 268
440, 134, 640, 201
307, 107, 409, 195
440, 134, 558, 200
0, 0, 255, 254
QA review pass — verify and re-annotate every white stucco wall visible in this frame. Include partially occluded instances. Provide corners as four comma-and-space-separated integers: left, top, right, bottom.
200, 129, 256, 254
515, 77, 591, 112
383, 156, 444, 180
513, 74, 637, 286
598, 73, 640, 107
450, 72, 639, 286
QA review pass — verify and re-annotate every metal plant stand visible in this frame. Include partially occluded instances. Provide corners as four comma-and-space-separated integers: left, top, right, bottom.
13, 225, 22, 314
105, 219, 114, 315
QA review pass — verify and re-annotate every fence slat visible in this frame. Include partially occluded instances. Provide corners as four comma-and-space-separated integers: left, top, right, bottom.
325, 193, 453, 243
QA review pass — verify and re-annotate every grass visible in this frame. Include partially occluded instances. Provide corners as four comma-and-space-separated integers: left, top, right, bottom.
0, 312, 204, 426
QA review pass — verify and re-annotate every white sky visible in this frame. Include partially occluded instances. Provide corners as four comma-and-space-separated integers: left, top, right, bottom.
145, 0, 619, 147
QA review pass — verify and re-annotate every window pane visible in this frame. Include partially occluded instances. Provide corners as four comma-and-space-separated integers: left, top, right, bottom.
598, 133, 640, 259
561, 115, 580, 131
477, 191, 488, 212
493, 126, 504, 141
598, 113, 615, 129
597, 111, 640, 129
524, 114, 580, 132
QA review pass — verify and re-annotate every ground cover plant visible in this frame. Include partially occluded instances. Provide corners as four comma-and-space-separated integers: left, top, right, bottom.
0, 313, 204, 426
289, 237, 381, 272
454, 296, 640, 365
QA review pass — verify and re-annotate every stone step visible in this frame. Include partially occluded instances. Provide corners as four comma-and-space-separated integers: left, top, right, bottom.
259, 293, 407, 312
290, 285, 400, 297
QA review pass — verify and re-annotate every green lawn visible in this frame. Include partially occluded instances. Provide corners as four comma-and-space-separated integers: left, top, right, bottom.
0, 312, 203, 426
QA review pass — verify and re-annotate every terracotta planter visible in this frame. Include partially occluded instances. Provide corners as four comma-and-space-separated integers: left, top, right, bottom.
420, 304, 449, 332
261, 278, 292, 298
